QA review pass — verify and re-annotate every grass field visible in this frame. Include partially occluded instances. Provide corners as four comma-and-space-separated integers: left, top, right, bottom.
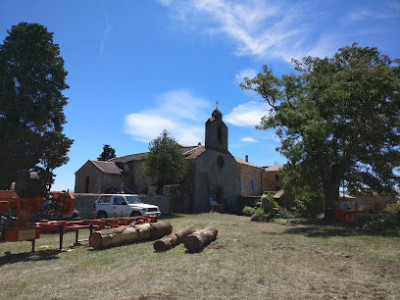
0, 213, 399, 299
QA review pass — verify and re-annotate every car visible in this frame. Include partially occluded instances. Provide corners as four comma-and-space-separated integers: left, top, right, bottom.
94, 194, 161, 221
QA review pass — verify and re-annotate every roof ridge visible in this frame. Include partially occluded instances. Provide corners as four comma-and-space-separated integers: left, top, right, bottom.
107, 152, 148, 162
183, 145, 204, 155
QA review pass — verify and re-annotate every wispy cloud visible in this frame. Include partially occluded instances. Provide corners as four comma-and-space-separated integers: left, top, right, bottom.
235, 68, 257, 84
225, 101, 269, 127
158, 0, 400, 62
100, 12, 112, 54
124, 90, 212, 145
240, 137, 259, 143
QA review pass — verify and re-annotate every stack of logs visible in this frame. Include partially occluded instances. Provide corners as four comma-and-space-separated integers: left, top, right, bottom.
89, 221, 218, 252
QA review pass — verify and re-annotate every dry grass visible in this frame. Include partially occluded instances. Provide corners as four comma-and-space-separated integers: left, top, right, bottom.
0, 213, 399, 299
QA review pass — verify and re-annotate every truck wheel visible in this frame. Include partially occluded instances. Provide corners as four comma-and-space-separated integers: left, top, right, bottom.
97, 211, 108, 219
130, 211, 141, 217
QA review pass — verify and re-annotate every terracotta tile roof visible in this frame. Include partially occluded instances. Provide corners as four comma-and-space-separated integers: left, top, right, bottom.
90, 160, 124, 175
264, 164, 285, 172
107, 153, 148, 163
235, 157, 263, 169
95, 144, 266, 172
184, 145, 206, 160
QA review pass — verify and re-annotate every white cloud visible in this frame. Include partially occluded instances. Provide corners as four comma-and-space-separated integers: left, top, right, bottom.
225, 101, 269, 127
240, 137, 259, 143
157, 0, 399, 63
157, 0, 313, 61
100, 12, 112, 54
235, 68, 257, 84
124, 90, 212, 145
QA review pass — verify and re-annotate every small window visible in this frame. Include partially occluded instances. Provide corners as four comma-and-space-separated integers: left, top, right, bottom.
217, 155, 224, 168
275, 174, 279, 181
114, 196, 125, 205
250, 180, 255, 191
98, 195, 111, 204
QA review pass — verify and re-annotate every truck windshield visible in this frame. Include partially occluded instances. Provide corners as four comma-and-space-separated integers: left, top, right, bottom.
124, 196, 142, 204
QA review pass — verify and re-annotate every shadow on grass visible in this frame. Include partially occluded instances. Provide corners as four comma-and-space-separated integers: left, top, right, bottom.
267, 219, 400, 238
0, 249, 60, 266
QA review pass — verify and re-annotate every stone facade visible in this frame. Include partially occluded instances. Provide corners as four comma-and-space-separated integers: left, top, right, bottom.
262, 164, 284, 192
236, 156, 263, 196
75, 161, 124, 193
185, 148, 240, 212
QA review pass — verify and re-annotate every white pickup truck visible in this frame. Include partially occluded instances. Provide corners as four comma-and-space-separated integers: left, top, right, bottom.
94, 194, 161, 221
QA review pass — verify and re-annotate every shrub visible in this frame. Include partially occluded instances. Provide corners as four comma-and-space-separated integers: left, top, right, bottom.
294, 191, 325, 218
265, 192, 281, 209
363, 214, 398, 233
242, 206, 256, 216
254, 207, 265, 218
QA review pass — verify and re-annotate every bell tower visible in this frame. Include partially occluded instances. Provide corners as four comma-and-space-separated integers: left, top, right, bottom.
205, 109, 228, 151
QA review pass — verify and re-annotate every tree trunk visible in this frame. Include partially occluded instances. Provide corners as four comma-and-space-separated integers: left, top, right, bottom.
153, 226, 196, 252
183, 227, 218, 252
89, 222, 172, 249
324, 172, 340, 219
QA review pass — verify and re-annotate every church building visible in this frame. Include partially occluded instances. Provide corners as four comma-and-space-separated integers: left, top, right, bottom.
75, 109, 273, 212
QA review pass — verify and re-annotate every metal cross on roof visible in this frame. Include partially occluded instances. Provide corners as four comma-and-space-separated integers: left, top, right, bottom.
216, 101, 219, 109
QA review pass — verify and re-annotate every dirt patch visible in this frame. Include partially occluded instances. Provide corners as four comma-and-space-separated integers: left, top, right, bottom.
208, 241, 228, 250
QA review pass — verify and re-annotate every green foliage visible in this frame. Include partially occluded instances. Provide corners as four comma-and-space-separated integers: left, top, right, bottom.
242, 206, 256, 216
241, 43, 400, 212
265, 192, 281, 209
254, 207, 266, 218
144, 129, 187, 194
0, 22, 73, 188
363, 215, 399, 234
294, 190, 325, 218
383, 203, 400, 226
98, 144, 116, 161
383, 203, 400, 216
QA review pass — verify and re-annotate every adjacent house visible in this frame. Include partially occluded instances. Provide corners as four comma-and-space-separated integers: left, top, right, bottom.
236, 155, 263, 197
262, 164, 284, 192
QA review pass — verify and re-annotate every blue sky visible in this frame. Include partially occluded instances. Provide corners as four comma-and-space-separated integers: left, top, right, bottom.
1, 0, 399, 191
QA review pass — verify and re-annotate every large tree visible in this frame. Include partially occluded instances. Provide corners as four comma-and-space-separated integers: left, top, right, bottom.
98, 144, 116, 161
144, 130, 186, 194
0, 22, 73, 188
241, 43, 400, 213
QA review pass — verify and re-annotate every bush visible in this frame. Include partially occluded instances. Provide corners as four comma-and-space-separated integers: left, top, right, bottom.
383, 204, 400, 218
254, 207, 265, 218
294, 191, 325, 218
363, 214, 399, 233
250, 208, 273, 222
242, 206, 256, 216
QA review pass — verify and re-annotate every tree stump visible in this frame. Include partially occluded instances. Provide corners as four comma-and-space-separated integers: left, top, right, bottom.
153, 226, 196, 252
183, 227, 218, 252
89, 222, 172, 249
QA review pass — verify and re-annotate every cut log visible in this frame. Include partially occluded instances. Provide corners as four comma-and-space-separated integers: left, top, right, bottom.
153, 226, 196, 252
183, 227, 218, 252
89, 222, 172, 249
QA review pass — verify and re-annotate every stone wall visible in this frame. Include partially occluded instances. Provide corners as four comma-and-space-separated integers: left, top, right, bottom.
262, 171, 282, 192
74, 193, 172, 219
239, 164, 263, 196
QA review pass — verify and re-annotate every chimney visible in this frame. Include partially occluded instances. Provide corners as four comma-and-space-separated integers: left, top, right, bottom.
245, 155, 248, 162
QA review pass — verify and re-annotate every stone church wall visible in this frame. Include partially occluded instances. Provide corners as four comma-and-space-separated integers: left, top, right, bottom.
192, 150, 240, 212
